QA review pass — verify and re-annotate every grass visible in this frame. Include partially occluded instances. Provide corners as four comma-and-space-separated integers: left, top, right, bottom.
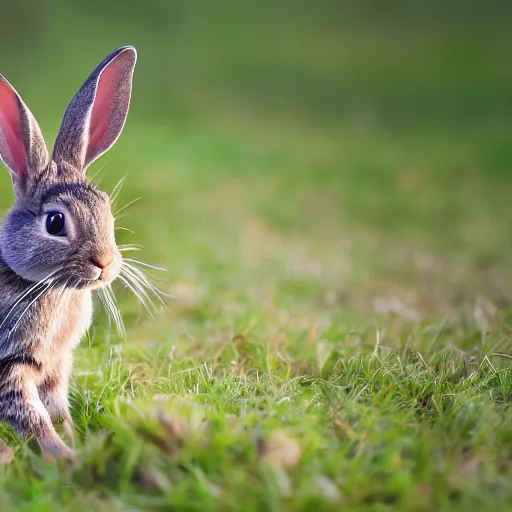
1, 1, 512, 510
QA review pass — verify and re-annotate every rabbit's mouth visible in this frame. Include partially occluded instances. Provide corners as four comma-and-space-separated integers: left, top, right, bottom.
81, 252, 123, 289
65, 255, 122, 291
81, 275, 119, 291
88, 280, 112, 290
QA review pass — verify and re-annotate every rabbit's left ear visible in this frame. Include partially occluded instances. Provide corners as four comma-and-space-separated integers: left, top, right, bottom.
53, 45, 137, 173
0, 75, 49, 195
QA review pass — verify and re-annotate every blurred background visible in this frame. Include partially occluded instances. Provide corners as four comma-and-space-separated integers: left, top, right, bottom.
1, 0, 512, 339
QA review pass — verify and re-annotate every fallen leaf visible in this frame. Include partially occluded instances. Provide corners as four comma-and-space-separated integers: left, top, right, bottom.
261, 431, 302, 468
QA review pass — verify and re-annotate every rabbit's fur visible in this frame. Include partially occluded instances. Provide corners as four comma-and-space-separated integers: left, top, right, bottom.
0, 46, 137, 459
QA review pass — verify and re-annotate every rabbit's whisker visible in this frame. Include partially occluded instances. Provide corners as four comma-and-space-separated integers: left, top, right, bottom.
123, 258, 166, 272
118, 244, 144, 253
131, 273, 172, 303
103, 285, 125, 337
89, 162, 108, 190
98, 289, 113, 342
122, 262, 169, 308
8, 278, 57, 338
120, 267, 158, 313
114, 196, 141, 217
0, 268, 62, 331
115, 226, 135, 234
102, 288, 118, 337
110, 287, 125, 337
68, 277, 83, 293
133, 273, 172, 300
122, 260, 169, 296
101, 287, 116, 331
119, 275, 154, 319
110, 174, 128, 205
56, 277, 72, 305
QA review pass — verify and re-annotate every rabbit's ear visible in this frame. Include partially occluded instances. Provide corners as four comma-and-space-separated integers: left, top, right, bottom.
0, 74, 49, 194
53, 46, 137, 173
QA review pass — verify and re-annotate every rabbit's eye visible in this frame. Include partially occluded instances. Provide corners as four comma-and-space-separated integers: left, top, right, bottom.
46, 211, 66, 236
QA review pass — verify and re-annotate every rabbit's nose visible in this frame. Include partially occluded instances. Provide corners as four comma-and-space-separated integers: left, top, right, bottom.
89, 252, 121, 282
90, 254, 114, 272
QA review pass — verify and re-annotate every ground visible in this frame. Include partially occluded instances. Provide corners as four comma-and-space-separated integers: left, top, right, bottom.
0, 1, 512, 511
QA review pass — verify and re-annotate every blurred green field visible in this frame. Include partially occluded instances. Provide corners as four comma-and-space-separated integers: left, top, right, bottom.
1, 1, 512, 510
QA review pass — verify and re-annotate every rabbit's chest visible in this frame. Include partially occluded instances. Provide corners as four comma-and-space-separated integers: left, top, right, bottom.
51, 292, 93, 349
34, 291, 93, 372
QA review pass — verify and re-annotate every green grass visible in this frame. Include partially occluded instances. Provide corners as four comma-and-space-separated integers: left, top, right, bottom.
1, 1, 512, 510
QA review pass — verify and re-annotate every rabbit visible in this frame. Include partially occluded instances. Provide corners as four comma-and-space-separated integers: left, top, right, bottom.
0, 46, 137, 459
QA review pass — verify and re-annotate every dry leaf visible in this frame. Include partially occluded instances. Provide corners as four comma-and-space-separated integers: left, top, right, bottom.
261, 431, 302, 468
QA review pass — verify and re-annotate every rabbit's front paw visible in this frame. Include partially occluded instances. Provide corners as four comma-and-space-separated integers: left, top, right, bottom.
40, 437, 75, 462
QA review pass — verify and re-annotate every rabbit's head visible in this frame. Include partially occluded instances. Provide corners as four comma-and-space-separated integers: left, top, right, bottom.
0, 46, 137, 288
